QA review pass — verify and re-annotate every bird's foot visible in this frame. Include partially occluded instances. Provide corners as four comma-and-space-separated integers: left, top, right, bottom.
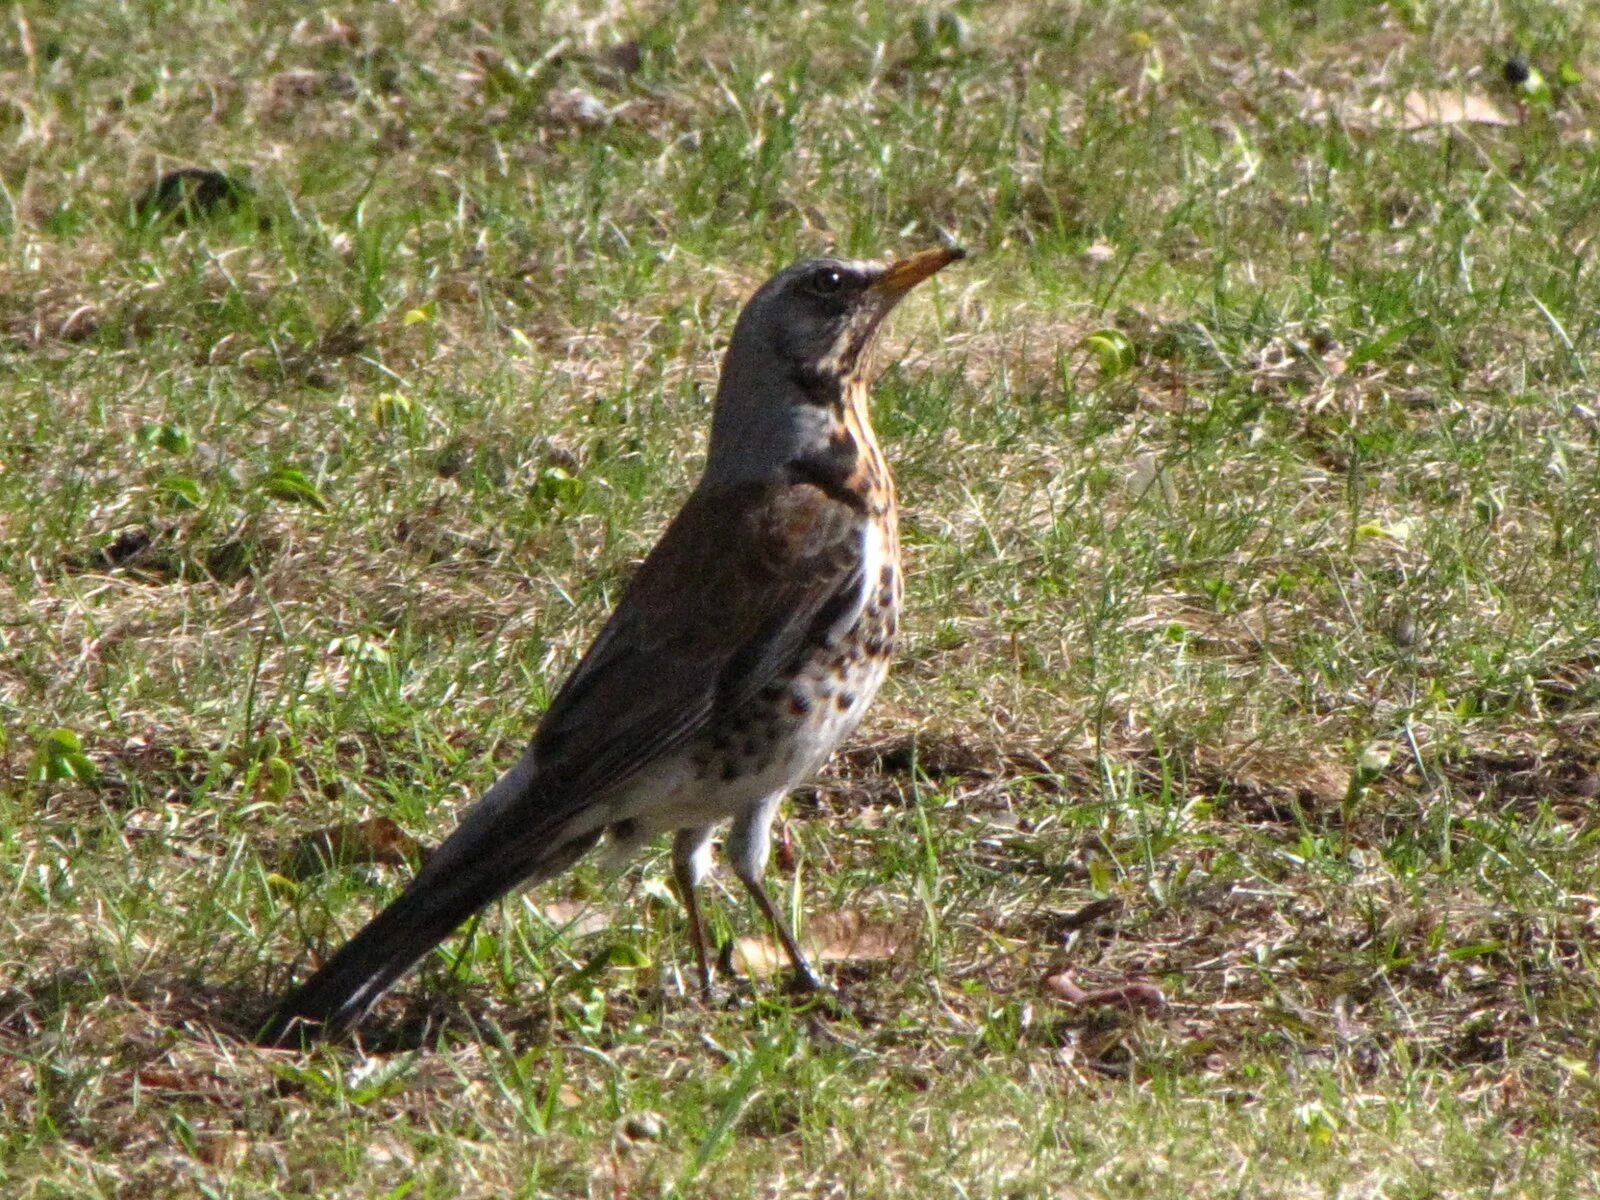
783, 964, 831, 995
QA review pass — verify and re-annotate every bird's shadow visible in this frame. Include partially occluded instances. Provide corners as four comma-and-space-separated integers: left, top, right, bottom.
0, 966, 556, 1057
0, 966, 271, 1048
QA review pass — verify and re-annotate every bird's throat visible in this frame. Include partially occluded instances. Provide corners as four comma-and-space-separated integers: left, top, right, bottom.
837, 377, 895, 518
783, 376, 893, 518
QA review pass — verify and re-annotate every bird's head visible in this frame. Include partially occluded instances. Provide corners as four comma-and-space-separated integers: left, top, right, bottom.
734, 247, 964, 388
706, 247, 963, 483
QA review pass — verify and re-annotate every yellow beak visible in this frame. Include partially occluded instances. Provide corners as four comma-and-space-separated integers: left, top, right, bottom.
872, 245, 966, 295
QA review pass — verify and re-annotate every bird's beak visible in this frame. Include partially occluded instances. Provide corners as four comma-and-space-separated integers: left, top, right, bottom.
871, 245, 966, 296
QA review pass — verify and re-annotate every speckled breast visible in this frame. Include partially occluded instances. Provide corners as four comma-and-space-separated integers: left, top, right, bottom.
694, 514, 900, 797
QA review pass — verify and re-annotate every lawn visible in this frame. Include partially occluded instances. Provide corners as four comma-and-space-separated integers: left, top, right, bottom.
3, 1, 1599, 1196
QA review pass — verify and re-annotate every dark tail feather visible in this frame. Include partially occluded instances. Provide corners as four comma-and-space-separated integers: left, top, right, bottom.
257, 757, 599, 1047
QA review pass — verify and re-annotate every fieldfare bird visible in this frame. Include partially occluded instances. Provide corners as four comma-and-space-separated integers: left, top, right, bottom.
258, 245, 963, 1046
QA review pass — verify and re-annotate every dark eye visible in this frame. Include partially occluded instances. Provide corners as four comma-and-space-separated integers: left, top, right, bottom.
809, 267, 844, 296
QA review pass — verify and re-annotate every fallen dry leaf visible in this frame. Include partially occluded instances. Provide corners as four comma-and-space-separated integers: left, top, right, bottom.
1396, 89, 1514, 130
123, 1066, 218, 1093
731, 909, 909, 978
1045, 970, 1167, 1014
1058, 897, 1122, 932
280, 816, 422, 880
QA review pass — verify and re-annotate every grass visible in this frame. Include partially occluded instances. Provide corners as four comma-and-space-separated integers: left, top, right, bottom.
3, 0, 1600, 1195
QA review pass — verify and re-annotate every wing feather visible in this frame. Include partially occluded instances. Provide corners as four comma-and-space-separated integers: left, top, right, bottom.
526, 479, 864, 811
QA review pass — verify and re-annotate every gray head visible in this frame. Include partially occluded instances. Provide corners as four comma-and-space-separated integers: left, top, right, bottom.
704, 247, 964, 484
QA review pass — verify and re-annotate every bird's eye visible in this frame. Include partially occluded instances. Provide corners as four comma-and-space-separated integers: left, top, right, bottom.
809, 267, 844, 296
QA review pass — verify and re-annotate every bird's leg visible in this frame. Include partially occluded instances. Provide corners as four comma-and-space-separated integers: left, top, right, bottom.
736, 871, 824, 992
726, 794, 825, 992
671, 826, 716, 1000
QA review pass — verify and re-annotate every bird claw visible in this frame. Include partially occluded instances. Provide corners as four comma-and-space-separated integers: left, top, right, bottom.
783, 964, 834, 997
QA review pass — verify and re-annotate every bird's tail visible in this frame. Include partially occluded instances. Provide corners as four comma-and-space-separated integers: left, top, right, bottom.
256, 754, 598, 1047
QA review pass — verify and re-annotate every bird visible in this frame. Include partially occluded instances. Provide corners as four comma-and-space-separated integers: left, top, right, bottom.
257, 245, 964, 1046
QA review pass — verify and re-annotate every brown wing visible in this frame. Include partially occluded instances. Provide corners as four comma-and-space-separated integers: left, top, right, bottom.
525, 478, 865, 810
